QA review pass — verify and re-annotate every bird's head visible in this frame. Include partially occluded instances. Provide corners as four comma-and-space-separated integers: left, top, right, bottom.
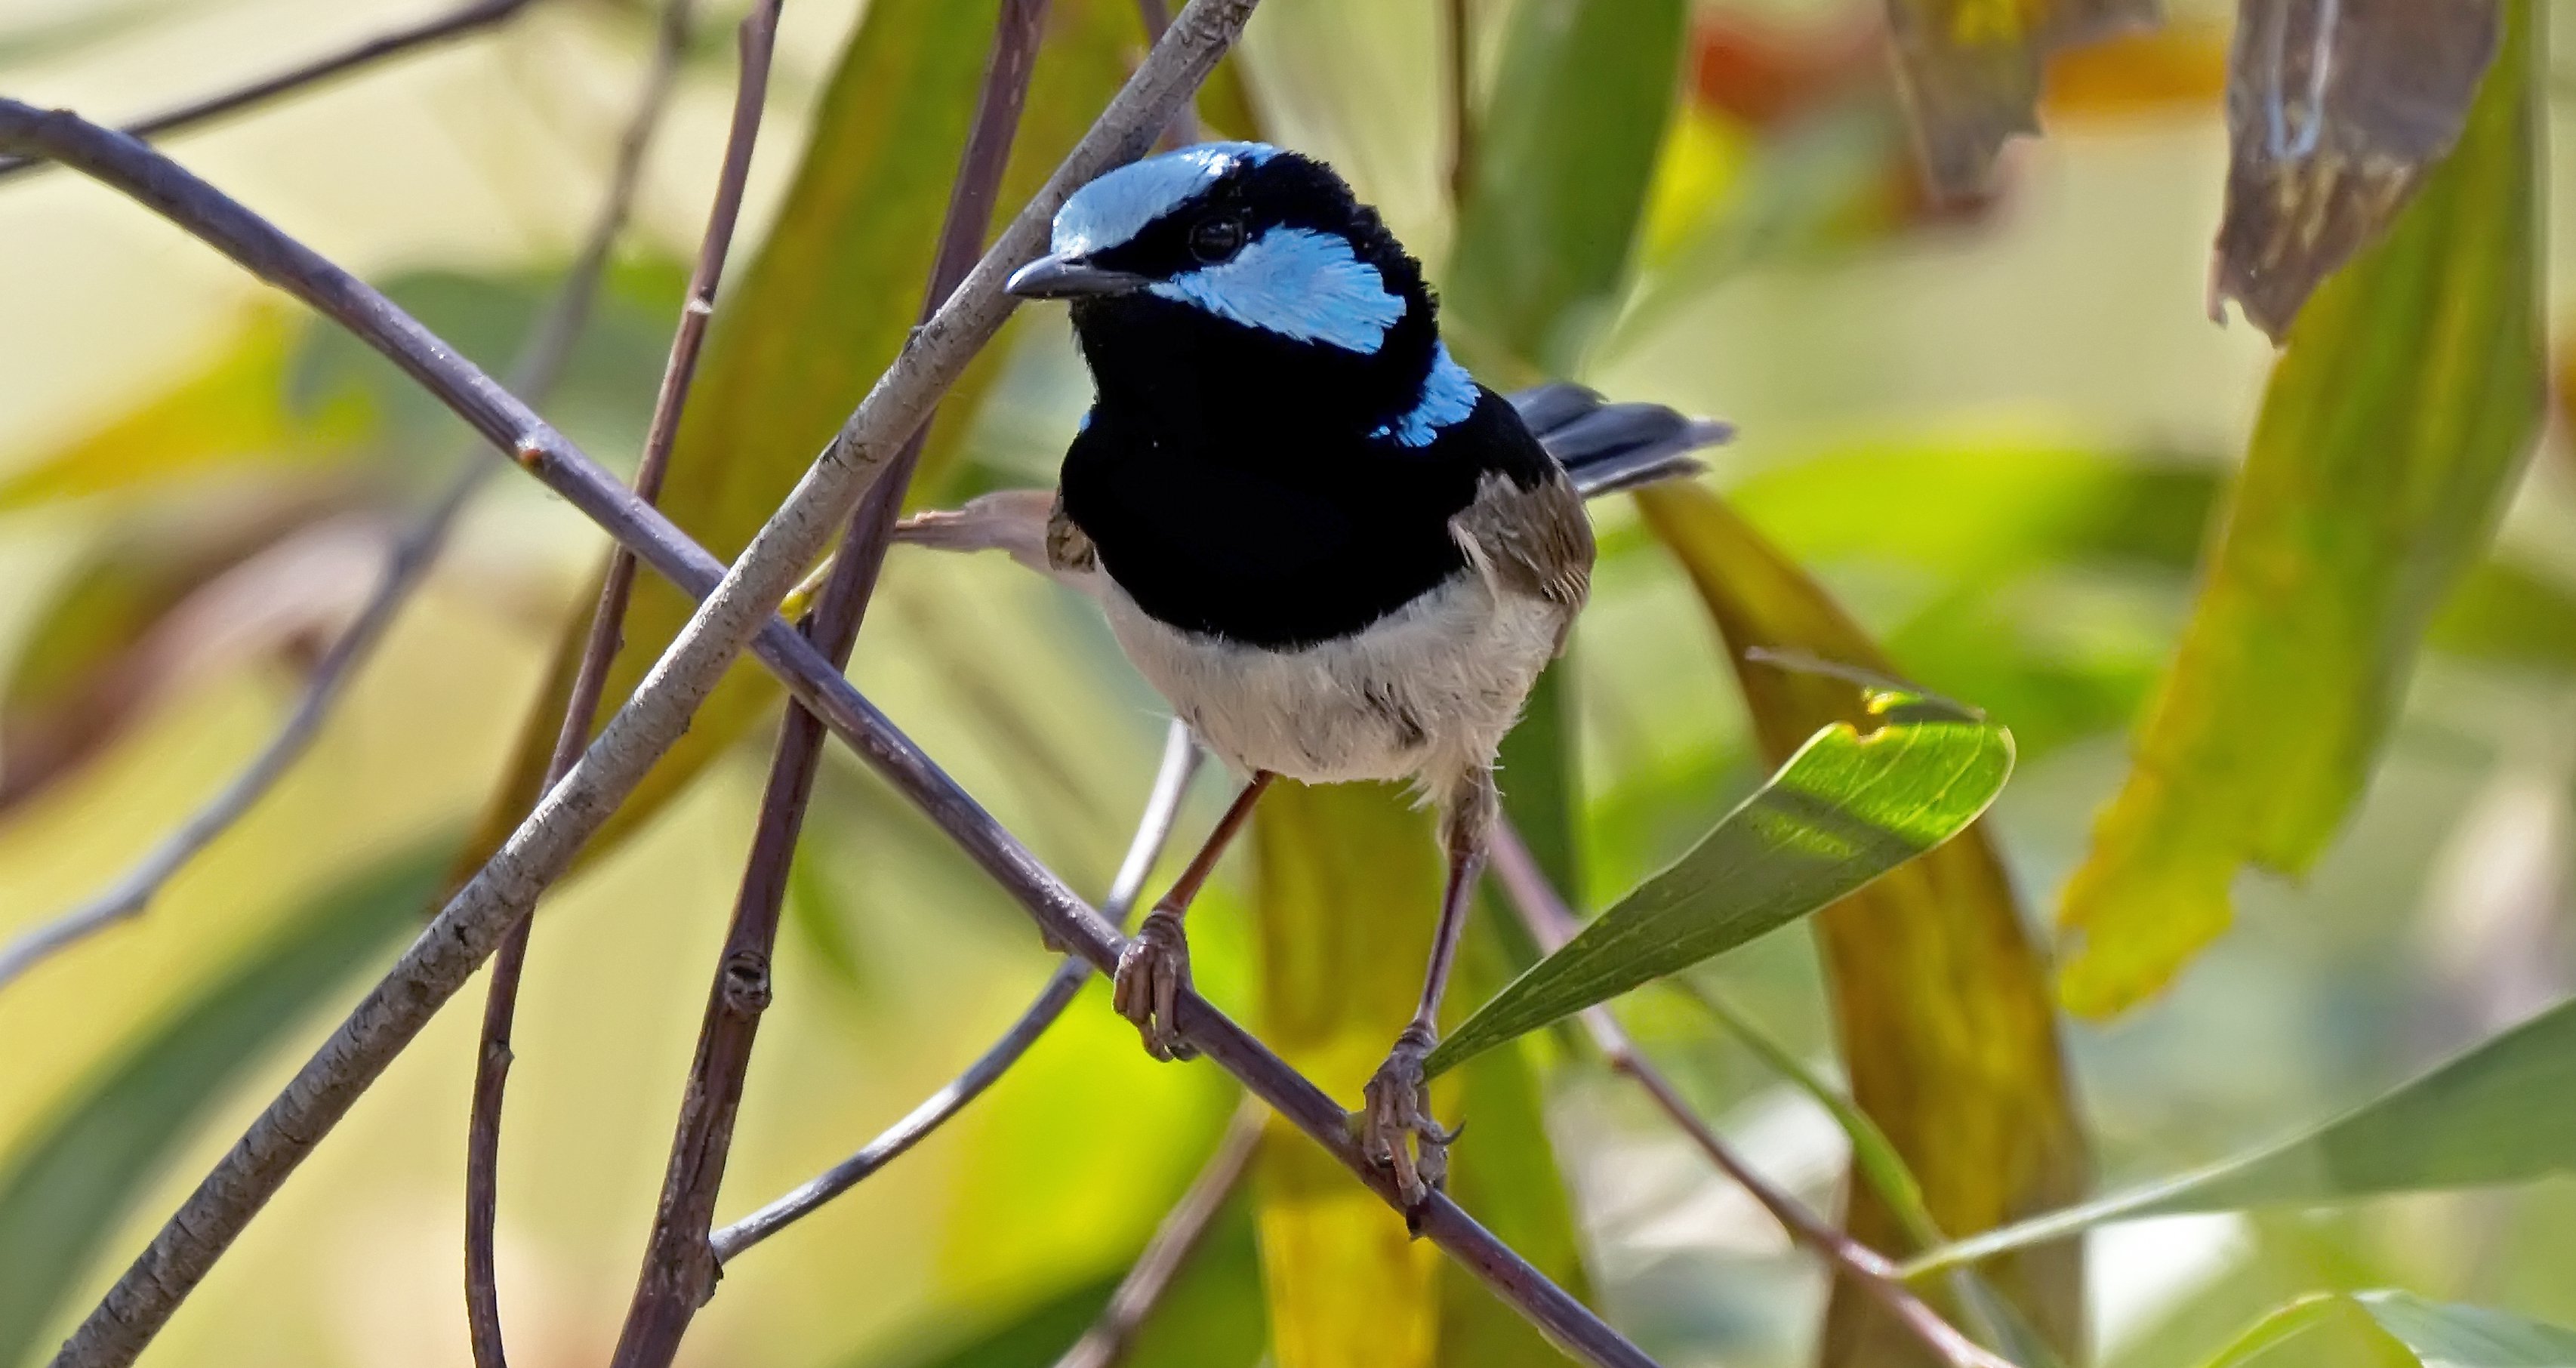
1008, 142, 1450, 436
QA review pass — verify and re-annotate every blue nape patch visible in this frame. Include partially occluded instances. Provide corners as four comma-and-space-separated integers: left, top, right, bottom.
1373, 344, 1478, 445
1151, 227, 1403, 353
1052, 141, 1278, 256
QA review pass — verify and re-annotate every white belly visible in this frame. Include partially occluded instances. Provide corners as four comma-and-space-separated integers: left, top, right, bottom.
1100, 572, 1567, 797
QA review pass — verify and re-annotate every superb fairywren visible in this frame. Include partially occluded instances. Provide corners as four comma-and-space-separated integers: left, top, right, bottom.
900, 142, 1727, 1206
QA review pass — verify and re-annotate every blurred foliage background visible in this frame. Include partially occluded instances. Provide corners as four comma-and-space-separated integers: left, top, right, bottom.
2, 1, 2574, 1366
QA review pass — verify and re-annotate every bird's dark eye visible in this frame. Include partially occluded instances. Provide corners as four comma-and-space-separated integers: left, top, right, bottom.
1188, 214, 1248, 263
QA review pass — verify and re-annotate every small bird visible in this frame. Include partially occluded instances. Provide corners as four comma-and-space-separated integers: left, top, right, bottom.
898, 141, 1727, 1206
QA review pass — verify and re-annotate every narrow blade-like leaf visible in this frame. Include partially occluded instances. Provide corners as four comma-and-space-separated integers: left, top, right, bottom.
2199, 1292, 2576, 1368
0, 839, 452, 1366
1638, 480, 2089, 1365
1910, 996, 2576, 1276
2057, 0, 2544, 1017
1428, 712, 2011, 1077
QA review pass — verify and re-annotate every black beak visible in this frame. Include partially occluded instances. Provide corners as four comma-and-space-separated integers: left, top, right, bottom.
1006, 252, 1151, 300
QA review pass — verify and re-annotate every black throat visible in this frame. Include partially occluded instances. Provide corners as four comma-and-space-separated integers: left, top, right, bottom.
1052, 154, 1555, 651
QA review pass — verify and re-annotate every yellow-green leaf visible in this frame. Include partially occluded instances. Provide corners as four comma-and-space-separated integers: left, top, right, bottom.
1250, 781, 1445, 1368
1248, 781, 1595, 1368
1638, 479, 2091, 1366
0, 310, 370, 511
2056, 2, 2544, 1018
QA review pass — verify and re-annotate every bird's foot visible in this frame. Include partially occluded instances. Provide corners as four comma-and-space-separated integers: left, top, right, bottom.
1112, 907, 1198, 1062
1357, 1021, 1457, 1219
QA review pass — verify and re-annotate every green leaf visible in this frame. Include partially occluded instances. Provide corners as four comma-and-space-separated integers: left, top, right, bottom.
1442, 0, 1689, 375
2201, 1293, 2576, 1368
1636, 479, 2090, 1366
0, 838, 454, 1367
458, 0, 1142, 878
1907, 997, 2576, 1277
2057, 0, 2546, 1017
1248, 781, 1445, 1368
1247, 781, 1592, 1368
1427, 711, 2011, 1077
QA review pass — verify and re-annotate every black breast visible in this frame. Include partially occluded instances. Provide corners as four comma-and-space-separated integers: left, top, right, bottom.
1059, 377, 1556, 651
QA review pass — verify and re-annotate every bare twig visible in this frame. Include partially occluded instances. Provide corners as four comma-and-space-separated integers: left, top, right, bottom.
711, 719, 1201, 1264
1053, 1095, 1265, 1368
11, 11, 1662, 1362
1488, 823, 2013, 1368
1444, 0, 1474, 205
609, 5, 1051, 1361
0, 0, 543, 185
463, 2, 726, 1362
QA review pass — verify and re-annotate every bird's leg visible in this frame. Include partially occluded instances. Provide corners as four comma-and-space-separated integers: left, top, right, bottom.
1360, 772, 1492, 1212
1114, 769, 1274, 1062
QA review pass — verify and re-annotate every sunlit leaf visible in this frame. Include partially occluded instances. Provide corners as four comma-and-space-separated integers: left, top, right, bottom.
1880, 0, 2158, 197
0, 838, 453, 1367
2199, 1293, 2576, 1368
1248, 781, 1592, 1368
1444, 0, 1689, 376
1249, 781, 1445, 1368
1635, 480, 2089, 1365
1426, 705, 2011, 1078
2057, 3, 2544, 1017
1909, 997, 2576, 1275
458, 0, 1141, 875
2213, 0, 2504, 339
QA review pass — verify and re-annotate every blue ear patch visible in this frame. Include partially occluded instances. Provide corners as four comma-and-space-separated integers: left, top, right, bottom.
1053, 141, 1278, 256
1372, 343, 1478, 445
1151, 227, 1404, 354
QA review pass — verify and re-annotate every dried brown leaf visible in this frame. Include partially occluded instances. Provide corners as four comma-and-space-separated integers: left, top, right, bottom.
2212, 0, 2503, 338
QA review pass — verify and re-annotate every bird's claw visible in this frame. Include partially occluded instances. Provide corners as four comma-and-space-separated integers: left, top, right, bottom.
1112, 907, 1197, 1061
1357, 1021, 1456, 1219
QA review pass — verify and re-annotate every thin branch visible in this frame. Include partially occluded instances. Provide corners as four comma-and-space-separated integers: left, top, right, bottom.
10, 12, 1662, 1363
1444, 0, 1474, 206
710, 719, 1201, 1265
610, 4, 1051, 1360
1053, 1095, 1265, 1368
0, 0, 624, 998
464, 1, 724, 1362
1488, 824, 2014, 1368
0, 0, 544, 185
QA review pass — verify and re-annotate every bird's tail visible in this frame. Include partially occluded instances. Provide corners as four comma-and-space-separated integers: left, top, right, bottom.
1509, 383, 1733, 499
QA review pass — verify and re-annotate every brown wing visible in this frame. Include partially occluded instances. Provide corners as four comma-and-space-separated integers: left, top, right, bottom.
1044, 493, 1098, 576
1450, 470, 1594, 652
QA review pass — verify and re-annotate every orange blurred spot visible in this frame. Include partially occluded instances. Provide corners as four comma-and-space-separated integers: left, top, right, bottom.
2041, 23, 2228, 120
1691, 11, 1881, 131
